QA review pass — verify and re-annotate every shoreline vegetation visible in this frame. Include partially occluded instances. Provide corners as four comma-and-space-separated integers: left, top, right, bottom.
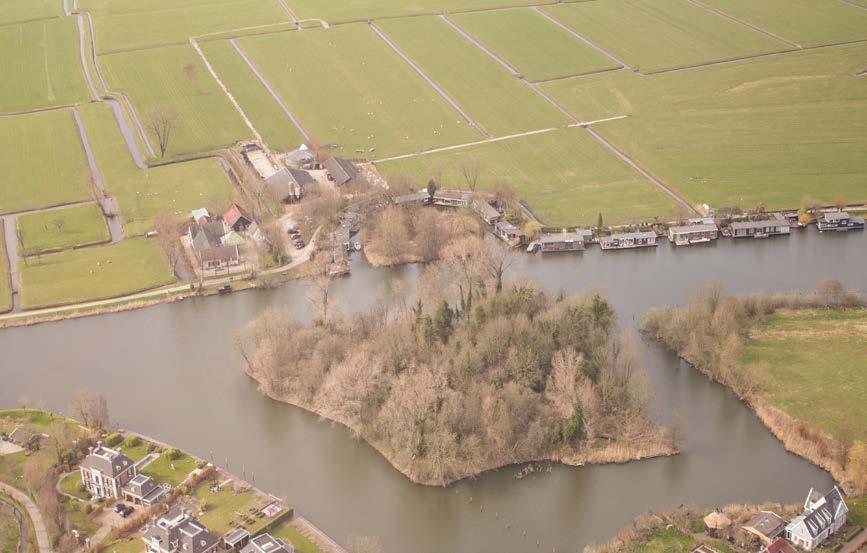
641, 281, 867, 496
239, 240, 674, 486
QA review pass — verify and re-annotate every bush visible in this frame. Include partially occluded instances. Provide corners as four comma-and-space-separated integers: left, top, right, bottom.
165, 448, 182, 461
84, 503, 93, 514
77, 483, 86, 493
146, 443, 157, 453
104, 433, 123, 447
124, 435, 142, 448
196, 461, 206, 469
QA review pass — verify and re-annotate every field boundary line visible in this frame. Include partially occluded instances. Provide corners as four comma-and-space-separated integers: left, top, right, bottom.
836, 0, 867, 11
0, 200, 97, 219
641, 47, 799, 76
532, 7, 631, 70
531, 65, 625, 84
0, 16, 60, 29
686, 0, 802, 49
526, 82, 579, 124
75, 15, 100, 100
71, 107, 105, 201
226, 38, 312, 144
0, 104, 80, 117
276, 0, 299, 22
439, 14, 520, 76
369, 21, 490, 138
583, 126, 696, 214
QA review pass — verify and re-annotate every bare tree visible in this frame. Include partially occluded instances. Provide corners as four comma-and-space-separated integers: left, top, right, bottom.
69, 388, 110, 431
147, 107, 178, 158
307, 258, 334, 323
155, 212, 182, 273
485, 238, 516, 293
460, 156, 482, 194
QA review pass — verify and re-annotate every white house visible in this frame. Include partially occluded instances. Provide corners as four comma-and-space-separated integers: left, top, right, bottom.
784, 486, 848, 550
80, 442, 136, 499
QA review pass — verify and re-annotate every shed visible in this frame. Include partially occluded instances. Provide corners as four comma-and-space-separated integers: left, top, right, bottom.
743, 511, 786, 545
223, 528, 251, 550
223, 204, 252, 232
324, 157, 358, 186
266, 168, 313, 203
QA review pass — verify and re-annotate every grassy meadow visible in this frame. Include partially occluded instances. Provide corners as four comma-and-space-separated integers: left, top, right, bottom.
238, 25, 479, 158
140, 451, 197, 486
541, 43, 867, 211
0, 220, 11, 313
17, 203, 110, 256
100, 44, 251, 156
0, 18, 91, 112
449, 8, 619, 82
273, 522, 325, 553
378, 128, 679, 226
285, 0, 554, 22
0, 0, 61, 25
377, 16, 569, 135
0, 110, 92, 214
79, 103, 236, 235
742, 309, 867, 443
18, 237, 175, 309
542, 0, 790, 73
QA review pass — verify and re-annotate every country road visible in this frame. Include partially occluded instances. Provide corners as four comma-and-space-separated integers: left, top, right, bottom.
0, 482, 52, 553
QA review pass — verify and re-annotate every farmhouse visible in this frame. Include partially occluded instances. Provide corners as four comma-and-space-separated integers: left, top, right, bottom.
265, 168, 313, 204
122, 474, 167, 506
742, 511, 786, 545
784, 487, 848, 550
190, 221, 242, 271
817, 211, 865, 232
599, 231, 658, 250
473, 196, 501, 224
240, 533, 295, 553
8, 427, 40, 449
143, 507, 219, 553
324, 157, 359, 186
668, 222, 718, 245
80, 443, 136, 499
539, 232, 585, 253
223, 204, 252, 232
494, 221, 526, 245
433, 190, 471, 208
730, 217, 790, 238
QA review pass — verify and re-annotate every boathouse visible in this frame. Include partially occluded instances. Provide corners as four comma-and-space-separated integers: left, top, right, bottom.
668, 222, 718, 245
730, 218, 790, 238
539, 232, 585, 253
599, 231, 658, 250
817, 211, 865, 232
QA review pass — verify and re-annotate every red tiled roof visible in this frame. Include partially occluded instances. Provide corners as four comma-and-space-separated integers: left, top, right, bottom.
765, 538, 797, 553
223, 204, 249, 227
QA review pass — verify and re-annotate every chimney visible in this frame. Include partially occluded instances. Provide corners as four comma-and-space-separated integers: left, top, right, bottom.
96, 440, 103, 448
88, 446, 94, 455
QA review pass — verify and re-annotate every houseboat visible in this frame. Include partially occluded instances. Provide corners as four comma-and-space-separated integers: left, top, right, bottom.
539, 232, 585, 253
730, 217, 791, 239
816, 211, 865, 232
668, 222, 719, 246
599, 231, 658, 250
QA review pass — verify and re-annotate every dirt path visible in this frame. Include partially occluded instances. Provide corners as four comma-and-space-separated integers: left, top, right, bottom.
105, 98, 147, 170
369, 22, 490, 138
75, 15, 99, 100
532, 7, 631, 70
687, 0, 801, 49
0, 483, 52, 553
275, 0, 299, 22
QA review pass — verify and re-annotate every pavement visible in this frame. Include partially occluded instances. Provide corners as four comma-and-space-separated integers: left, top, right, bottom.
0, 482, 53, 553
839, 528, 867, 553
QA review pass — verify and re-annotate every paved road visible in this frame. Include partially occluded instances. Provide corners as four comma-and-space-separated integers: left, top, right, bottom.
0, 496, 26, 553
0, 482, 53, 553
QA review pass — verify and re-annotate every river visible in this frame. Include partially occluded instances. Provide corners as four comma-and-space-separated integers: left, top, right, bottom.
2, 229, 864, 553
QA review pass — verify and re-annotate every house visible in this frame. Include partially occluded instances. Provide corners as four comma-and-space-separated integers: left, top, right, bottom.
222, 528, 251, 551
784, 486, 848, 550
143, 507, 220, 553
80, 443, 136, 499
324, 157, 358, 186
494, 221, 526, 245
817, 211, 865, 232
122, 474, 167, 506
240, 533, 294, 553
539, 232, 585, 253
761, 537, 798, 553
8, 428, 40, 450
223, 204, 252, 232
392, 191, 430, 206
668, 222, 719, 245
191, 208, 210, 224
730, 217, 790, 238
742, 511, 787, 545
599, 231, 658, 250
575, 228, 594, 245
265, 168, 313, 203
473, 196, 501, 225
432, 190, 471, 208
189, 222, 241, 271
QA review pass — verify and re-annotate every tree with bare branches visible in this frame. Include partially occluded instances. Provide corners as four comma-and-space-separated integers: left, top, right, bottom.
69, 388, 110, 431
460, 157, 482, 194
155, 212, 182, 274
307, 258, 334, 323
147, 107, 178, 158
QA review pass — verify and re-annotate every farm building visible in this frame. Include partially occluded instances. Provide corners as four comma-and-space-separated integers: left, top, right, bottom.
433, 190, 471, 208
324, 157, 359, 186
817, 211, 864, 232
730, 217, 790, 238
243, 145, 278, 180
223, 204, 252, 232
599, 231, 658, 250
473, 196, 501, 224
539, 232, 586, 253
265, 168, 313, 203
189, 221, 242, 271
784, 487, 848, 551
743, 511, 787, 545
668, 222, 718, 245
494, 221, 526, 245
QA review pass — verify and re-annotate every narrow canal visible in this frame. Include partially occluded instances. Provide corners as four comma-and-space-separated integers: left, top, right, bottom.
1, 229, 863, 553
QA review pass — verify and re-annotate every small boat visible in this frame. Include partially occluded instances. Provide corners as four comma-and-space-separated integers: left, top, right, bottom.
526, 242, 540, 253
217, 285, 232, 295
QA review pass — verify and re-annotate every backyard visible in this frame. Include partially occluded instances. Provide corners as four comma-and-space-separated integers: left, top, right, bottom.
140, 450, 198, 487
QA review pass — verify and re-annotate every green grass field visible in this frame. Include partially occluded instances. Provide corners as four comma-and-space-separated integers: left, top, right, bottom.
0, 220, 11, 313
59, 471, 90, 500
78, 102, 236, 235
449, 8, 618, 82
194, 480, 261, 535
286, 0, 552, 22
100, 44, 251, 156
623, 527, 735, 553
200, 40, 306, 152
0, 0, 61, 26
140, 451, 197, 486
0, 504, 20, 553
18, 237, 175, 309
0, 110, 92, 214
378, 127, 679, 226
377, 16, 569, 135
238, 25, 479, 158
702, 0, 867, 47
272, 521, 325, 553
0, 18, 91, 112
742, 309, 867, 443
541, 42, 867, 211
17, 203, 110, 256
543, 0, 790, 73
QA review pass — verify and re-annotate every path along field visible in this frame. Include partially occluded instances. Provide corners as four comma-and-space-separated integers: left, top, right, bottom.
237, 24, 479, 159
79, 102, 237, 236
285, 0, 552, 22
99, 44, 251, 157
742, 309, 867, 443
542, 0, 790, 74
377, 127, 679, 226
0, 221, 10, 313
377, 16, 569, 136
17, 203, 110, 256
540, 42, 867, 211
0, 0, 61, 26
0, 110, 92, 214
449, 8, 619, 82
701, 0, 867, 48
0, 18, 91, 113
18, 236, 175, 310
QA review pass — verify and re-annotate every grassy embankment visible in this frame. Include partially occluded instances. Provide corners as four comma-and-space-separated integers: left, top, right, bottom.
17, 203, 110, 256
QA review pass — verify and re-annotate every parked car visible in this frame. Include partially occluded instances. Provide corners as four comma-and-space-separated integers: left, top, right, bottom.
294, 239, 305, 250
114, 503, 126, 514
287, 227, 299, 236
120, 505, 134, 518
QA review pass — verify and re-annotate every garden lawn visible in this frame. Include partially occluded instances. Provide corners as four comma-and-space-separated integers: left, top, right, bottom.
450, 8, 619, 81
141, 452, 197, 487
17, 203, 110, 256
0, 18, 91, 112
200, 40, 306, 152
623, 527, 736, 553
99, 44, 251, 156
286, 0, 551, 22
79, 102, 236, 235
272, 521, 325, 553
238, 25, 478, 159
0, 110, 92, 214
59, 471, 89, 500
377, 16, 568, 136
848, 496, 867, 526
701, 0, 867, 47
194, 481, 261, 535
0, 220, 11, 313
378, 127, 679, 226
541, 42, 867, 211
18, 237, 175, 309
117, 442, 150, 463
543, 0, 790, 73
742, 309, 867, 443
0, 0, 61, 25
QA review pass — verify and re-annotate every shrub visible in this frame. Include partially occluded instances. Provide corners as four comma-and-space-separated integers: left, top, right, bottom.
124, 435, 142, 448
84, 503, 93, 514
165, 448, 182, 461
146, 443, 157, 453
104, 433, 123, 447
196, 461, 206, 469
77, 483, 86, 493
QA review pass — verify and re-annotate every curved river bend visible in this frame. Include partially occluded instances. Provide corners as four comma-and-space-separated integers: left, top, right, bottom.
2, 230, 864, 553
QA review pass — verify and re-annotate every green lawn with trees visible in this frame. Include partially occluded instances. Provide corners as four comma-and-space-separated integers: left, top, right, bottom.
58, 471, 89, 500
140, 450, 197, 486
194, 480, 261, 535
17, 203, 110, 256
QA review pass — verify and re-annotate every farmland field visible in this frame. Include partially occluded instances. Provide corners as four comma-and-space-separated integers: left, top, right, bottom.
200, 40, 306, 152
378, 128, 679, 226
0, 18, 91, 113
0, 0, 61, 26
17, 203, 110, 256
377, 16, 569, 135
701, 0, 867, 47
0, 110, 92, 214
100, 44, 251, 156
18, 237, 175, 309
0, 220, 10, 313
285, 0, 554, 22
237, 25, 479, 158
79, 103, 236, 235
449, 8, 619, 81
541, 43, 867, 211
542, 0, 790, 73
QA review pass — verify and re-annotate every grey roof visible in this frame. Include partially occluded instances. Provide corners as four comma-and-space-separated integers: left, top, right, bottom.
241, 533, 294, 553
392, 191, 428, 205
191, 221, 225, 249
434, 190, 471, 202
540, 232, 582, 244
223, 528, 251, 547
822, 211, 850, 222
124, 474, 166, 504
495, 221, 518, 232
81, 446, 134, 478
144, 508, 219, 553
605, 231, 657, 240
8, 428, 38, 445
731, 219, 789, 230
575, 228, 594, 239
475, 199, 500, 220
743, 511, 786, 539
669, 223, 718, 235
324, 157, 358, 186
199, 245, 239, 263
793, 487, 847, 538
265, 168, 312, 200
